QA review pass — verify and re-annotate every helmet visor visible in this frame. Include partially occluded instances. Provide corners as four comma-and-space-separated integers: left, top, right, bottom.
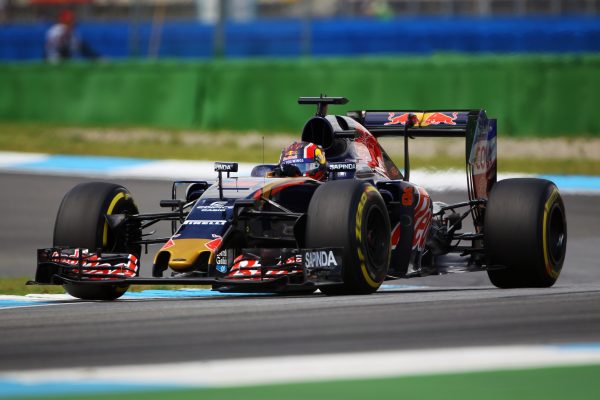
281, 160, 321, 177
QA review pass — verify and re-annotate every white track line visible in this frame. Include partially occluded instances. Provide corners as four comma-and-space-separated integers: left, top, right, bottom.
0, 151, 48, 167
2, 344, 600, 388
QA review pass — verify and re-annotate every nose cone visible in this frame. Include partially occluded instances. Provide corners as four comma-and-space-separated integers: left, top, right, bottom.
154, 239, 215, 272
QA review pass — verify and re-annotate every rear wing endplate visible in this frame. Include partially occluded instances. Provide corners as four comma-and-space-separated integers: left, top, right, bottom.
348, 109, 497, 230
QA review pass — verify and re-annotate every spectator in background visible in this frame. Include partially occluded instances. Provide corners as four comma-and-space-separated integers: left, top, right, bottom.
45, 9, 99, 63
0, 0, 7, 24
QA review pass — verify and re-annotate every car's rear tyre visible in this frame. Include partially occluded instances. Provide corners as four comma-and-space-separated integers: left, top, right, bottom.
485, 178, 567, 288
54, 182, 140, 300
306, 180, 391, 295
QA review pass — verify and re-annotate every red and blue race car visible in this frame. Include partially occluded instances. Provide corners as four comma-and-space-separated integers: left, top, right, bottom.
31, 96, 567, 300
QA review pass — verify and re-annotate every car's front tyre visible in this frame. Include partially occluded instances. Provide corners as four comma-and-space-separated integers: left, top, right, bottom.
54, 182, 140, 300
305, 180, 391, 295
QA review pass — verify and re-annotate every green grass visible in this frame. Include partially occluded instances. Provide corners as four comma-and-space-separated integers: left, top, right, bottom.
0, 277, 205, 296
5, 364, 600, 400
0, 277, 65, 295
0, 122, 284, 163
1, 122, 599, 175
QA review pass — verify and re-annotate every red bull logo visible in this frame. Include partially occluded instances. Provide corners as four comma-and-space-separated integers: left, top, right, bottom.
384, 111, 459, 127
282, 150, 298, 162
422, 112, 458, 126
384, 112, 411, 126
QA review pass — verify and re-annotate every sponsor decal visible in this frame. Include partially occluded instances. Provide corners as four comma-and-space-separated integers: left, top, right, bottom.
421, 112, 458, 126
215, 251, 227, 263
328, 162, 356, 172
197, 201, 231, 212
471, 139, 494, 176
282, 158, 304, 164
280, 142, 304, 163
215, 250, 228, 273
197, 203, 232, 212
197, 207, 227, 212
383, 112, 458, 127
384, 112, 411, 126
184, 220, 226, 226
304, 250, 338, 269
214, 162, 238, 172
216, 264, 228, 273
470, 122, 497, 199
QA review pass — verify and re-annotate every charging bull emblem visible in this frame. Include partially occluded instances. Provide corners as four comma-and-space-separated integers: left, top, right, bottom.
422, 112, 458, 126
384, 112, 411, 126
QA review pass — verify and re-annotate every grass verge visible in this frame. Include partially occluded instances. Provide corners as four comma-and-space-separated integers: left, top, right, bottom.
0, 122, 286, 163
5, 364, 600, 400
1, 122, 600, 175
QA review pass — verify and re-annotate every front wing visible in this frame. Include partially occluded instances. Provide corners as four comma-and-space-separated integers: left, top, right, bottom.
30, 247, 344, 293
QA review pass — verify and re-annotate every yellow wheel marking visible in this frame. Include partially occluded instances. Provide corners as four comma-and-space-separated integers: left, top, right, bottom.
542, 189, 560, 279
103, 192, 126, 247
355, 186, 380, 288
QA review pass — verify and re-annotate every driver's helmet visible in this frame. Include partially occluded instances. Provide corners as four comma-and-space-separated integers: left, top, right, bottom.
279, 141, 327, 181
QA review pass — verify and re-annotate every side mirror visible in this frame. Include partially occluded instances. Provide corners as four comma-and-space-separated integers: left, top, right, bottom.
327, 162, 356, 180
281, 163, 302, 177
250, 164, 276, 177
186, 183, 207, 203
214, 162, 238, 200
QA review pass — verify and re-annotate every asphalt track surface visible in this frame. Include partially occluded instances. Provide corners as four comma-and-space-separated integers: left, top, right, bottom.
1, 172, 599, 372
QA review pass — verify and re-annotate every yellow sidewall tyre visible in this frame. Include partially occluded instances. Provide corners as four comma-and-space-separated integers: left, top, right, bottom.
485, 178, 567, 288
54, 182, 140, 300
306, 180, 391, 295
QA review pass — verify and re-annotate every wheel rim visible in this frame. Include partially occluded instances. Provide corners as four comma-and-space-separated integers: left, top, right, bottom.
364, 206, 388, 273
547, 203, 566, 265
104, 195, 139, 255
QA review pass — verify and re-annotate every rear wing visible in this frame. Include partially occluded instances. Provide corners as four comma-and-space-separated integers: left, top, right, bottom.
348, 109, 497, 230
347, 109, 478, 137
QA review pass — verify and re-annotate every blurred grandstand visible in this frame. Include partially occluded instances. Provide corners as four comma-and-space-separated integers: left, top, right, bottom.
0, 0, 599, 59
3, 0, 600, 22
1, 0, 599, 137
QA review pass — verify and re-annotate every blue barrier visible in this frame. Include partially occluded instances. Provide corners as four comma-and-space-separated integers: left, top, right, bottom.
1, 16, 599, 60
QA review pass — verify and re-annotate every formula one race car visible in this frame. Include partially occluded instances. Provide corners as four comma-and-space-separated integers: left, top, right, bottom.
30, 96, 567, 300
